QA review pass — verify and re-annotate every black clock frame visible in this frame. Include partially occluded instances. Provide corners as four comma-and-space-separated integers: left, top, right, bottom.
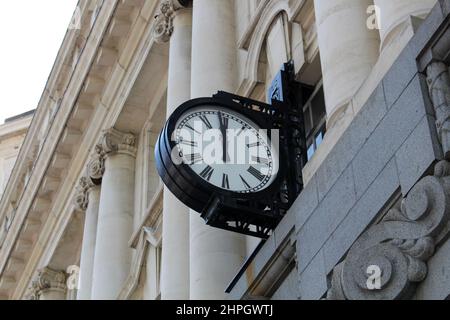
155, 61, 311, 238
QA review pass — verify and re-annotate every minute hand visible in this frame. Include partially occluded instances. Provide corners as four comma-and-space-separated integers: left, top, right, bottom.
218, 113, 229, 163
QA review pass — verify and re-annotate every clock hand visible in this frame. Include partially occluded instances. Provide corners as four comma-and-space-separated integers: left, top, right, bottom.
218, 113, 229, 163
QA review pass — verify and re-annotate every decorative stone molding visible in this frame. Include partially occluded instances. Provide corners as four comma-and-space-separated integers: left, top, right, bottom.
74, 176, 93, 212
327, 160, 450, 300
29, 267, 67, 300
74, 144, 105, 211
66, 265, 80, 291
87, 144, 106, 183
99, 128, 137, 158
152, 0, 191, 43
426, 61, 450, 159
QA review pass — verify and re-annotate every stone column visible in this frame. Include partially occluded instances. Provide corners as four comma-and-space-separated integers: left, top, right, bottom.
91, 129, 137, 300
153, 0, 192, 300
190, 0, 246, 300
77, 185, 100, 300
314, 0, 380, 128
374, 0, 437, 51
74, 147, 104, 300
30, 267, 67, 300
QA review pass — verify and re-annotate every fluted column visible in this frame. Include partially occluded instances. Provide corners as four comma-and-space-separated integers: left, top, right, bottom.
153, 0, 192, 300
190, 0, 246, 300
314, 0, 380, 128
75, 147, 104, 300
374, 0, 437, 51
30, 267, 67, 300
91, 129, 137, 300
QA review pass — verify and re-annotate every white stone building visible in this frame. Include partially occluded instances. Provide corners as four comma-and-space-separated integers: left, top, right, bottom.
0, 0, 449, 300
0, 111, 33, 200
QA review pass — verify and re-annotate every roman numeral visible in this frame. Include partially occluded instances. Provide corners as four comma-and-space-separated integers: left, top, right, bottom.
180, 140, 198, 147
199, 115, 212, 129
247, 142, 261, 148
222, 174, 230, 189
236, 126, 246, 136
252, 156, 269, 165
185, 123, 201, 134
218, 113, 229, 128
187, 153, 202, 164
240, 175, 251, 189
199, 166, 214, 181
247, 166, 265, 181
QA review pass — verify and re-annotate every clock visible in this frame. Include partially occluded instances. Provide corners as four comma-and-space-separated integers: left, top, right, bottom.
155, 65, 308, 239
174, 106, 278, 194
155, 93, 283, 215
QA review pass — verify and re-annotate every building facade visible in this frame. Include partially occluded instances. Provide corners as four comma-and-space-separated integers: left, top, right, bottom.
0, 111, 33, 200
0, 0, 449, 300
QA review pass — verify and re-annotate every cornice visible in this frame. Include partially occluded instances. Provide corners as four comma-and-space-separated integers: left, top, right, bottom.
0, 116, 33, 141
8, 0, 160, 299
0, 0, 123, 299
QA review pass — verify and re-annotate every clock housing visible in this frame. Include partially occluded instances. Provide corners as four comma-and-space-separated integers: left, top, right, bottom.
156, 95, 285, 207
156, 58, 308, 239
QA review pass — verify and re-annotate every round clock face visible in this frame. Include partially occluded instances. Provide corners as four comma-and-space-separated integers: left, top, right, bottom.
173, 106, 278, 193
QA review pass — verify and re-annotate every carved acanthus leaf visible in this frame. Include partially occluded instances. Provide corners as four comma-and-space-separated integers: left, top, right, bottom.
152, 0, 191, 43
99, 128, 137, 157
29, 267, 67, 299
74, 176, 92, 211
327, 160, 450, 300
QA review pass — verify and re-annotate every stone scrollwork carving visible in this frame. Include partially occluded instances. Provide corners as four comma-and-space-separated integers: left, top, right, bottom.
87, 144, 105, 183
153, 1, 175, 43
426, 61, 450, 159
327, 160, 450, 300
29, 267, 67, 300
74, 176, 92, 212
66, 265, 80, 291
99, 128, 137, 158
74, 145, 105, 211
152, 0, 191, 43
74, 128, 136, 211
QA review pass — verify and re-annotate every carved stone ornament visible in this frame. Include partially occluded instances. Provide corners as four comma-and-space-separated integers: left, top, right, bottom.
87, 143, 105, 182
327, 160, 450, 300
152, 0, 191, 43
74, 176, 93, 212
426, 61, 450, 159
29, 267, 67, 300
99, 128, 137, 158
66, 265, 80, 291
153, 1, 175, 43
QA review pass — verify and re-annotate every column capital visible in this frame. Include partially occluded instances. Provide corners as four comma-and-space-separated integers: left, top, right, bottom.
74, 144, 105, 211
87, 144, 106, 183
29, 267, 67, 300
152, 0, 191, 43
99, 128, 137, 158
74, 176, 94, 211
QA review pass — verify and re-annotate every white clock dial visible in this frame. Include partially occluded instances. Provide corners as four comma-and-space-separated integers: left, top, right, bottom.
174, 106, 278, 193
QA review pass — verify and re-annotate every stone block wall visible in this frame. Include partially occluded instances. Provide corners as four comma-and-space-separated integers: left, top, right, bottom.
229, 0, 450, 301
